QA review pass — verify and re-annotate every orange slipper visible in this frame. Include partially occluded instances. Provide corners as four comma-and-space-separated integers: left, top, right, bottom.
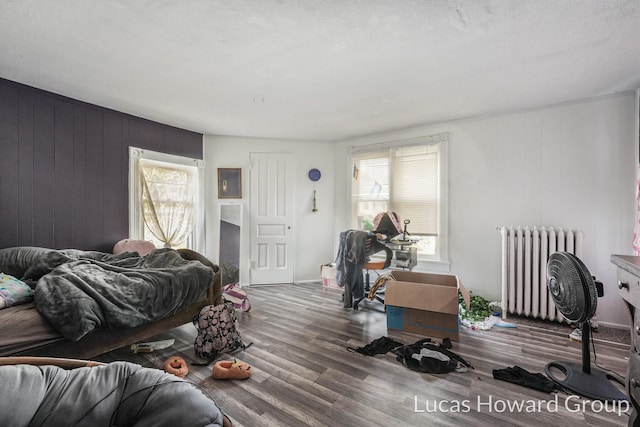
163, 355, 189, 378
212, 359, 252, 380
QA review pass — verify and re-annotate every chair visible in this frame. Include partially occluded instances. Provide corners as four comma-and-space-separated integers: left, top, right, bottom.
0, 356, 233, 426
353, 236, 393, 310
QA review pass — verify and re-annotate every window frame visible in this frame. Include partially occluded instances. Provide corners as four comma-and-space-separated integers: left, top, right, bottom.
349, 132, 449, 265
128, 147, 205, 253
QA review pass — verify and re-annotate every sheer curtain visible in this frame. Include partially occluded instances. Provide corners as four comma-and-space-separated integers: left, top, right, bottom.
140, 159, 196, 248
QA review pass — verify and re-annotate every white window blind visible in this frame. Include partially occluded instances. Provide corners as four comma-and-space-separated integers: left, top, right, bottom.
353, 153, 389, 229
350, 132, 448, 259
391, 144, 439, 236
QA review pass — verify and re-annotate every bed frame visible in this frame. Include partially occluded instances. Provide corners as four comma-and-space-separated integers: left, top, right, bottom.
9, 248, 222, 359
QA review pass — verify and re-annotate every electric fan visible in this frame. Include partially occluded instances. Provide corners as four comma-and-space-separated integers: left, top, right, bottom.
544, 252, 627, 402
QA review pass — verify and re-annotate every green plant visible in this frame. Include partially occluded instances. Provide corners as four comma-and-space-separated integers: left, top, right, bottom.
459, 291, 493, 322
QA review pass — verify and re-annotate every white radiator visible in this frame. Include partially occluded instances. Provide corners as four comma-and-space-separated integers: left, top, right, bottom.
499, 226, 583, 322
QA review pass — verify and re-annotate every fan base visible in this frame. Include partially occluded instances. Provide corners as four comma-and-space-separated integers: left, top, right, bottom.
545, 361, 627, 402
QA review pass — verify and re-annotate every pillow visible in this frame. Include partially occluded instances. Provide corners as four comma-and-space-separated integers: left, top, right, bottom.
0, 273, 34, 309
113, 239, 156, 256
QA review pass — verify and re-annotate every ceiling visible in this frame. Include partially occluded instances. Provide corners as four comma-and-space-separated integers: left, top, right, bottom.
1, 0, 639, 141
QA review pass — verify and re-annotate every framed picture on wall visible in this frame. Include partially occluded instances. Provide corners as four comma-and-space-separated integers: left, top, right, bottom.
218, 168, 242, 199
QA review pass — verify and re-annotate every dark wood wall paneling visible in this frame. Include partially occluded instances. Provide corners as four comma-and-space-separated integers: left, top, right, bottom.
0, 78, 203, 252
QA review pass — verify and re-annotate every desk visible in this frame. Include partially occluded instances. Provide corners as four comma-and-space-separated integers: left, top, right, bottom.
611, 254, 640, 426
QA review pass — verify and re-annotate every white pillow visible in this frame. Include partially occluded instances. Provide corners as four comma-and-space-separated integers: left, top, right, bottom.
113, 239, 156, 256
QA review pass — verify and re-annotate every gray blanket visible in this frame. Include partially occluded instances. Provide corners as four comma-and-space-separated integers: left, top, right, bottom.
0, 361, 225, 426
32, 248, 213, 341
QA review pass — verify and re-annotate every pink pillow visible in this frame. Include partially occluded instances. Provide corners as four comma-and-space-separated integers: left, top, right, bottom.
113, 239, 156, 256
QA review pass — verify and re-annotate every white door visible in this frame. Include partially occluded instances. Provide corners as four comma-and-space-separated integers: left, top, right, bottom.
249, 152, 295, 284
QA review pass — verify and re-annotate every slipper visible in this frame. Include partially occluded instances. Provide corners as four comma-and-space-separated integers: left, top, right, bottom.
212, 359, 252, 380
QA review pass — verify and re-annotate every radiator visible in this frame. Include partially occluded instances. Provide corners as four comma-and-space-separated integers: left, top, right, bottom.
499, 226, 583, 322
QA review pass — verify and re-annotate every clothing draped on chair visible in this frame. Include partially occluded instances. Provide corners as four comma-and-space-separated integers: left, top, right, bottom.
335, 230, 390, 308
336, 230, 367, 307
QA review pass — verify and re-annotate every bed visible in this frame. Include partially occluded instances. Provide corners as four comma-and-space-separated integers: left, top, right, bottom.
0, 246, 222, 359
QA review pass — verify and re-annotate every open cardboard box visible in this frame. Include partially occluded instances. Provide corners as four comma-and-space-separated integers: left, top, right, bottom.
385, 271, 470, 341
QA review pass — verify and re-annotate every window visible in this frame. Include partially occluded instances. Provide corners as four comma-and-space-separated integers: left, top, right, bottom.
129, 147, 205, 253
351, 133, 448, 261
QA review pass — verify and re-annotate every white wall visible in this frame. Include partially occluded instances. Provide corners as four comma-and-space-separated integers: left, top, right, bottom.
334, 93, 636, 328
203, 135, 337, 285
203, 94, 635, 327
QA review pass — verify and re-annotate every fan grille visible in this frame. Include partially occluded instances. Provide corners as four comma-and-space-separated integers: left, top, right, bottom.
546, 252, 597, 323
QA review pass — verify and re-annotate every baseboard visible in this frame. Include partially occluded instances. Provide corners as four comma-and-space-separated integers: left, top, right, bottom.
598, 321, 630, 331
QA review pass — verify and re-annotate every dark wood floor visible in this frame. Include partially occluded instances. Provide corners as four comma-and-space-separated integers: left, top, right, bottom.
97, 283, 632, 427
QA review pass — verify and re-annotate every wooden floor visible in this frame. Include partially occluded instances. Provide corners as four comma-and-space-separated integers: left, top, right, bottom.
97, 283, 632, 427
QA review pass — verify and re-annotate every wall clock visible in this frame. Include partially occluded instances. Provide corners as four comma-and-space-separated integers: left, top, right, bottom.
308, 168, 321, 182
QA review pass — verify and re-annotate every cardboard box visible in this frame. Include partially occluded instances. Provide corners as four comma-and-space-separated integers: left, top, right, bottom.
320, 264, 340, 289
385, 271, 470, 341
